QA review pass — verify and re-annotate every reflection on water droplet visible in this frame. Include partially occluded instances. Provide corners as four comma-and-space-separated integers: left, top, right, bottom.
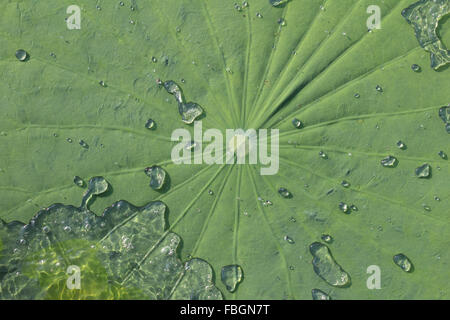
415, 163, 431, 178
393, 253, 413, 272
309, 242, 351, 287
151, 56, 157, 63
381, 155, 397, 167
73, 176, 85, 187
15, 49, 28, 61
312, 288, 330, 300
208, 190, 214, 195
145, 166, 167, 190
221, 265, 243, 292
278, 187, 292, 198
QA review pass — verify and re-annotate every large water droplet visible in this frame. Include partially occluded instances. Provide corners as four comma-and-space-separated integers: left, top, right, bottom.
393, 253, 413, 272
415, 163, 431, 178
145, 119, 156, 130
309, 242, 351, 287
144, 166, 167, 190
163, 80, 204, 124
312, 288, 331, 300
221, 265, 243, 292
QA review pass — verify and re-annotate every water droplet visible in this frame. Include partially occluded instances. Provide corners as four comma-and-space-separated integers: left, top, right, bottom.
270, 0, 287, 7
63, 226, 72, 233
434, 195, 440, 201
278, 187, 292, 198
234, 3, 242, 11
438, 151, 447, 159
242, 1, 249, 8
309, 242, 351, 287
438, 106, 450, 123
42, 226, 50, 233
415, 163, 431, 178
284, 235, 295, 244
381, 155, 397, 167
15, 49, 28, 61
208, 190, 214, 195
321, 234, 333, 243
278, 18, 286, 26
423, 204, 431, 212
263, 200, 273, 207
66, 138, 73, 143
338, 202, 350, 214
221, 265, 243, 292
144, 166, 167, 190
151, 56, 157, 63
99, 80, 107, 87
341, 180, 350, 188
350, 204, 358, 212
145, 119, 156, 130
396, 141, 406, 150
73, 176, 85, 187
411, 64, 421, 72
375, 85, 383, 92
312, 288, 331, 300
319, 151, 328, 159
88, 177, 109, 195
256, 12, 263, 18
163, 80, 203, 124
354, 93, 360, 98
393, 253, 413, 272
292, 118, 303, 129
79, 140, 89, 149
119, 1, 124, 6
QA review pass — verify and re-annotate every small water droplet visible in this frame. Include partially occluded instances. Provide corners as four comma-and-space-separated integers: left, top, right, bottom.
423, 204, 431, 212
256, 12, 263, 18
381, 155, 397, 167
278, 18, 286, 26
309, 242, 351, 287
312, 288, 330, 300
292, 118, 303, 129
263, 200, 273, 207
79, 140, 89, 149
221, 265, 243, 292
319, 151, 328, 159
375, 85, 383, 92
15, 49, 28, 61
208, 190, 214, 195
278, 187, 292, 198
151, 56, 157, 63
438, 151, 447, 159
119, 1, 124, 6
73, 176, 85, 187
396, 140, 406, 149
434, 195, 440, 201
339, 202, 350, 214
66, 138, 73, 143
99, 80, 107, 87
234, 3, 242, 11
63, 226, 72, 233
411, 64, 421, 72
393, 253, 413, 272
284, 235, 295, 244
145, 119, 156, 130
354, 93, 360, 98
321, 234, 333, 243
144, 166, 167, 190
242, 1, 249, 8
341, 180, 350, 188
415, 163, 431, 178
270, 0, 287, 7
42, 226, 50, 233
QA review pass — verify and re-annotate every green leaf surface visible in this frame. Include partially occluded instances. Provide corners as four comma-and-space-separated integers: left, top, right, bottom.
0, 0, 449, 299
